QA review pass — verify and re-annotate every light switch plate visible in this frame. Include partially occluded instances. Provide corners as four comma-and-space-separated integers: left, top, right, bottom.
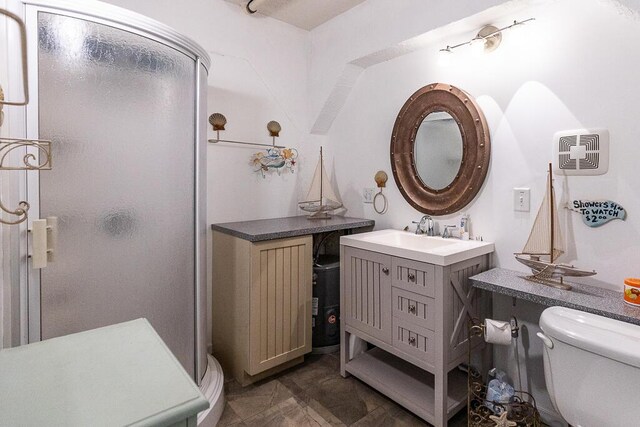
363, 188, 375, 204
514, 188, 530, 212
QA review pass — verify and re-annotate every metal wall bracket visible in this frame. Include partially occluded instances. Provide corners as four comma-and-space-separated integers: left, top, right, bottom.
0, 8, 52, 225
0, 137, 52, 225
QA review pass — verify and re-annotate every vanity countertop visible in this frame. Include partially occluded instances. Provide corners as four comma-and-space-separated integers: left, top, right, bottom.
211, 215, 375, 242
470, 268, 640, 326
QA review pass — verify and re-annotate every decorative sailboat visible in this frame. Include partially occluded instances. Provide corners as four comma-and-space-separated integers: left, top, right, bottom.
298, 147, 343, 220
514, 163, 596, 290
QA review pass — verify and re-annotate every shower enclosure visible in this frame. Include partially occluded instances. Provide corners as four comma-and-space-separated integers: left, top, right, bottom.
10, 0, 211, 386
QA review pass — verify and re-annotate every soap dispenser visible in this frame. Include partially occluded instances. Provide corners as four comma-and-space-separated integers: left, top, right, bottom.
460, 213, 470, 240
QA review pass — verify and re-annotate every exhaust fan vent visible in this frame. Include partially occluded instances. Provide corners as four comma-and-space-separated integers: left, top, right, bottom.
553, 129, 609, 176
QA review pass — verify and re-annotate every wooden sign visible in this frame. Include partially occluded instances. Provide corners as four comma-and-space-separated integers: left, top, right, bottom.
568, 200, 626, 227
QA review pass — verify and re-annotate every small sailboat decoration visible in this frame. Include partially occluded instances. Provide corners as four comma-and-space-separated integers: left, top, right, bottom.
298, 147, 343, 220
514, 163, 596, 290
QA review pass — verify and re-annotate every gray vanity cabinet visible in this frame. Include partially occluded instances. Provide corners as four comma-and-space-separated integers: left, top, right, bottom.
343, 247, 392, 344
341, 245, 489, 427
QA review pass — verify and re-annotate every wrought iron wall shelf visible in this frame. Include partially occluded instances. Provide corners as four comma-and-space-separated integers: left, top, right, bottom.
0, 138, 52, 225
0, 137, 52, 170
0, 7, 52, 225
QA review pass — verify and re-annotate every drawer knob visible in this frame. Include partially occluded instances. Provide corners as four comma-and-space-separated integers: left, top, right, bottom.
408, 273, 416, 282
408, 337, 417, 346
408, 304, 416, 314
382, 267, 389, 275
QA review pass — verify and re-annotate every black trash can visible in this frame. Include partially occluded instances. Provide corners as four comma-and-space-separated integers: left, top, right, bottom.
312, 254, 340, 353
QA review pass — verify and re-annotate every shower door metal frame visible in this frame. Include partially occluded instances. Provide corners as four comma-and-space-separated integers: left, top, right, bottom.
18, 0, 210, 383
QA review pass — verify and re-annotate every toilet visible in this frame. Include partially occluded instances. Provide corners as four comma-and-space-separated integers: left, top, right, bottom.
538, 306, 640, 427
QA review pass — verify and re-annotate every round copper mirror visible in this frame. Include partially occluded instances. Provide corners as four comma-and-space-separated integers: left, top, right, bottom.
390, 83, 490, 215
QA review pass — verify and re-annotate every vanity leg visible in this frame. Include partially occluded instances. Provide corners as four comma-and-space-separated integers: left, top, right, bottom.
434, 370, 447, 427
434, 265, 449, 427
340, 329, 350, 378
339, 245, 351, 378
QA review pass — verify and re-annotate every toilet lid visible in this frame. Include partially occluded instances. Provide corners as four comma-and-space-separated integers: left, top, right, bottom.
540, 306, 640, 369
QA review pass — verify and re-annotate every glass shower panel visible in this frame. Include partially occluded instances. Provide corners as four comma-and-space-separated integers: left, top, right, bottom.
37, 13, 196, 376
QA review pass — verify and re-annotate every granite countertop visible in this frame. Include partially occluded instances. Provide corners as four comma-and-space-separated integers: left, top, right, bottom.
211, 215, 375, 242
470, 268, 640, 326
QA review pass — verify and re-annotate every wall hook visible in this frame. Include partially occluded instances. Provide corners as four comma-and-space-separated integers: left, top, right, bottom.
373, 170, 388, 214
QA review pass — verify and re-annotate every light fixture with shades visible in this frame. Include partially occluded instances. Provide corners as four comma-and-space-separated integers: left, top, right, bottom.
438, 18, 535, 63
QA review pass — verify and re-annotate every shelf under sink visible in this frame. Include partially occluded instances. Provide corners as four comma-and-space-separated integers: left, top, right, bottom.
344, 347, 468, 424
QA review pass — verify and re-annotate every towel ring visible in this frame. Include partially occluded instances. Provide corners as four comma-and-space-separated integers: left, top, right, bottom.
373, 190, 388, 214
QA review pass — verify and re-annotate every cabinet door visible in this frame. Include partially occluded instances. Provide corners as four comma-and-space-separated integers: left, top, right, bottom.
248, 236, 312, 376
343, 247, 392, 344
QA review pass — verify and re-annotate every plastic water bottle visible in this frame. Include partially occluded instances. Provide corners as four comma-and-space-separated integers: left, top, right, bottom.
486, 368, 515, 414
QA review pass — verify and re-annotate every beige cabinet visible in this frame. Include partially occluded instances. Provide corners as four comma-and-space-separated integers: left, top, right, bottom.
212, 232, 312, 386
341, 245, 489, 427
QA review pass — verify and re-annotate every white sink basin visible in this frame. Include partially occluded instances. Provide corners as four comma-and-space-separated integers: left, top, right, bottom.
340, 229, 494, 266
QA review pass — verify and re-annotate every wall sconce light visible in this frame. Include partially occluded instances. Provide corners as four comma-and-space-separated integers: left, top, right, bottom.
207, 113, 285, 149
438, 18, 535, 63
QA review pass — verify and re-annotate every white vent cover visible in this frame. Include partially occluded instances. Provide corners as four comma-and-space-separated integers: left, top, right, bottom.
553, 128, 609, 176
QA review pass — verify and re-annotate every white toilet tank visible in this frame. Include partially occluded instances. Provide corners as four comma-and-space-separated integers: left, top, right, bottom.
538, 306, 640, 427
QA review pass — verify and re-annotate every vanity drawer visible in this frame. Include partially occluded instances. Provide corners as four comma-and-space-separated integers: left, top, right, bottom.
392, 317, 435, 364
391, 257, 435, 297
392, 287, 435, 331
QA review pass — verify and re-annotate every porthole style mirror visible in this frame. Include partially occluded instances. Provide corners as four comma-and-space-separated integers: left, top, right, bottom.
390, 83, 490, 215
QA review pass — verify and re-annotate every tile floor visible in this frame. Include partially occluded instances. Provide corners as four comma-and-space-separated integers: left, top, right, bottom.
218, 352, 468, 427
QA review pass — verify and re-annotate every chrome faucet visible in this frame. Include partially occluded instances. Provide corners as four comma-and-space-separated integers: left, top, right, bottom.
442, 225, 458, 239
412, 215, 435, 236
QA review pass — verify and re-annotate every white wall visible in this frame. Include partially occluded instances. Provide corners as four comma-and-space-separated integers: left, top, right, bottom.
326, 0, 640, 288
308, 0, 508, 128
103, 0, 314, 224
315, 0, 640, 423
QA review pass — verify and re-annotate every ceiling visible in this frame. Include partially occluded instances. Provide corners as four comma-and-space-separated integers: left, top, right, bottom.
225, 0, 368, 30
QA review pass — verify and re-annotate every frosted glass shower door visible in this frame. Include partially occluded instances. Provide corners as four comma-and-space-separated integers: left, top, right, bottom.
35, 13, 197, 376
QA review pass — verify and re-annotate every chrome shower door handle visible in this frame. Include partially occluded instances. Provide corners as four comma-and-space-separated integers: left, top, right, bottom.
28, 216, 57, 269
29, 219, 47, 269
46, 216, 58, 262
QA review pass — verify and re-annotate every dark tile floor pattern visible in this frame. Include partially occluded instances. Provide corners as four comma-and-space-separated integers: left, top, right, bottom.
218, 352, 468, 427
